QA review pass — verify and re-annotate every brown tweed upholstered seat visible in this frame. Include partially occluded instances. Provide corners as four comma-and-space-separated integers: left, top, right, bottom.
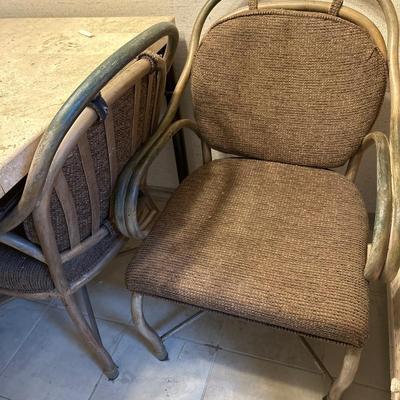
127, 158, 369, 347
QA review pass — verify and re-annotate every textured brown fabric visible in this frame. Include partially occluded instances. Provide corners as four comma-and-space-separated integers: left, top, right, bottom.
0, 224, 119, 293
192, 9, 387, 168
127, 159, 369, 347
24, 73, 158, 251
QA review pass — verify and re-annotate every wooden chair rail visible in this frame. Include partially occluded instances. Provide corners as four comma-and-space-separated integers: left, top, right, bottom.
346, 131, 392, 281
114, 119, 199, 240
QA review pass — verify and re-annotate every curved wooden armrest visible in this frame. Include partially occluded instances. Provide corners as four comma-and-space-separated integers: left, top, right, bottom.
0, 22, 179, 235
346, 131, 392, 281
114, 119, 199, 240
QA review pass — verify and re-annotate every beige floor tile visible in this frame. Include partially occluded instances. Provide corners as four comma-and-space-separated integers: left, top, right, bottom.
203, 350, 389, 400
341, 382, 389, 400
143, 296, 195, 333
218, 317, 318, 372
91, 335, 216, 400
86, 254, 133, 324
0, 307, 124, 400
174, 311, 225, 346
203, 350, 325, 400
0, 299, 48, 372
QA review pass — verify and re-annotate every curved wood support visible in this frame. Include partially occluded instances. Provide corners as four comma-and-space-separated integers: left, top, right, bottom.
63, 293, 119, 379
131, 292, 168, 361
324, 347, 362, 400
346, 132, 392, 281
378, 0, 400, 283
114, 119, 199, 240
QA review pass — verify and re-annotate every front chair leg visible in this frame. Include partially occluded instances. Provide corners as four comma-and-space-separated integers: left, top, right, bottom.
131, 292, 169, 361
62, 293, 119, 380
324, 347, 362, 400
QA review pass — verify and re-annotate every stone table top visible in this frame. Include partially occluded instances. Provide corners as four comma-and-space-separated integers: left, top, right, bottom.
0, 16, 174, 198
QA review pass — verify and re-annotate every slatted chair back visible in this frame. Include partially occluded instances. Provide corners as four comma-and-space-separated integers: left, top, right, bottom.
191, 0, 388, 168
23, 52, 165, 254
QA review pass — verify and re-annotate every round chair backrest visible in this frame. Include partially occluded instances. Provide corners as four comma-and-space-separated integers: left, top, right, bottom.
191, 2, 387, 168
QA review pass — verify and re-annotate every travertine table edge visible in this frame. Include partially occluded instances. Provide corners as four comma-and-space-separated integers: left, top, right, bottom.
0, 16, 174, 199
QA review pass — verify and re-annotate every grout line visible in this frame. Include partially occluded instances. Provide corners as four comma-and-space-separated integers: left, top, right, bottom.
175, 340, 187, 362
173, 335, 390, 393
200, 347, 218, 400
217, 346, 390, 394
221, 346, 389, 393
0, 301, 52, 376
44, 300, 133, 337
48, 302, 133, 329
185, 336, 322, 374
0, 296, 13, 306
87, 372, 104, 400
88, 325, 127, 400
352, 383, 390, 395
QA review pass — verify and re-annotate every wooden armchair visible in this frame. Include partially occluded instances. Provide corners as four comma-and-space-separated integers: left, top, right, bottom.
122, 0, 400, 398
0, 22, 179, 379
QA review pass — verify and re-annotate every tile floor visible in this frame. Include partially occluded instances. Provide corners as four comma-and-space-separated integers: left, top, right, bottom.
0, 247, 391, 400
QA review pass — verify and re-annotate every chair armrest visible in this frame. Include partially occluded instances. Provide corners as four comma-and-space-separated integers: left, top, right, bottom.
346, 131, 391, 281
114, 119, 200, 240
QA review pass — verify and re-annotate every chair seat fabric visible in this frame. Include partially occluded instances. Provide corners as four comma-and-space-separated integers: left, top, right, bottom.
126, 159, 369, 347
0, 227, 120, 294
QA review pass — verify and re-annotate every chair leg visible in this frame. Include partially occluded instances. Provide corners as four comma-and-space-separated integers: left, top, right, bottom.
131, 292, 169, 361
62, 292, 119, 380
323, 347, 362, 400
79, 285, 102, 344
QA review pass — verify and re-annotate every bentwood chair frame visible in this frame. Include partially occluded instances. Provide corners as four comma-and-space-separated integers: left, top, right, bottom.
0, 22, 178, 379
115, 0, 400, 399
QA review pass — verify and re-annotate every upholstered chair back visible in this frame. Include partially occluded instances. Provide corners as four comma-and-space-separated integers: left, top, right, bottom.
191, 7, 387, 167
23, 56, 162, 252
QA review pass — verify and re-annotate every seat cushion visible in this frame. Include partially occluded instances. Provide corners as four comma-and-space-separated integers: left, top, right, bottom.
0, 227, 121, 294
126, 159, 369, 347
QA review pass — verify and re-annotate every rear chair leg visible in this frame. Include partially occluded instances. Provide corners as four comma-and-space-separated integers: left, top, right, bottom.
131, 292, 168, 361
324, 347, 362, 400
62, 291, 119, 380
